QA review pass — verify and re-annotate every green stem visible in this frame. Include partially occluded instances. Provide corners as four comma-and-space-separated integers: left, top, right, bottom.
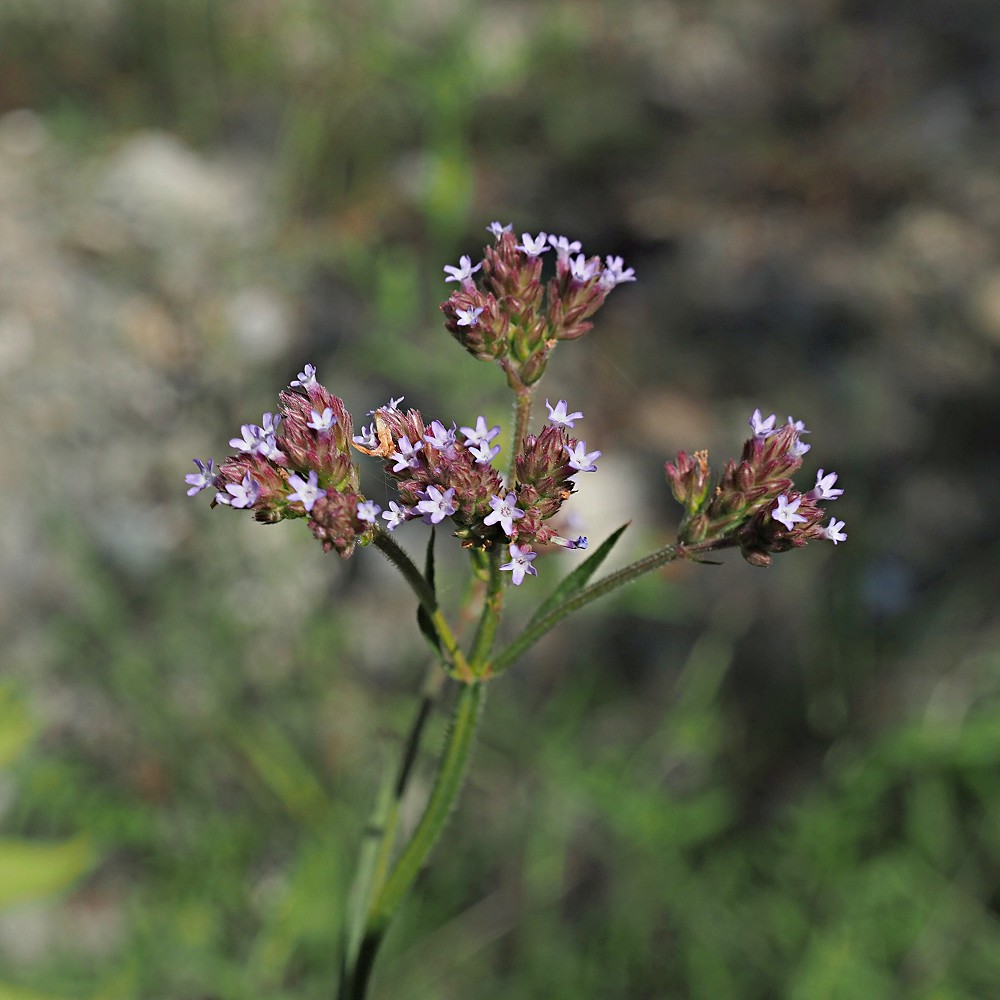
507, 387, 533, 485
348, 681, 486, 998
465, 546, 504, 671
373, 531, 473, 680
486, 538, 733, 676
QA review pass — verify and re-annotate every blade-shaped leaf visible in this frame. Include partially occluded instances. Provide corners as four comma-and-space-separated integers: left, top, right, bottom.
0, 836, 95, 910
416, 528, 441, 652
527, 522, 630, 628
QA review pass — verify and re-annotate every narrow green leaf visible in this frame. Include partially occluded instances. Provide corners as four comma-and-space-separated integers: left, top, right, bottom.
416, 528, 441, 652
527, 522, 630, 629
0, 836, 95, 909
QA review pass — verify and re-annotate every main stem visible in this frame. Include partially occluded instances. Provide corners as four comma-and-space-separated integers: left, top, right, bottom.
346, 681, 485, 999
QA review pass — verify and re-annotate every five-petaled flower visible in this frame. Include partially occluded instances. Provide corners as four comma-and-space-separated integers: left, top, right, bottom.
460, 416, 500, 449
545, 399, 583, 428
772, 494, 807, 530
456, 306, 484, 327
516, 232, 549, 257
290, 364, 317, 389
287, 470, 327, 513
811, 470, 844, 501
417, 485, 457, 525
356, 500, 382, 523
565, 441, 601, 473
390, 435, 424, 472
218, 472, 260, 509
382, 501, 410, 531
443, 255, 482, 283
483, 493, 525, 537
307, 407, 337, 433
185, 458, 216, 496
749, 408, 777, 439
823, 518, 848, 544
500, 543, 538, 585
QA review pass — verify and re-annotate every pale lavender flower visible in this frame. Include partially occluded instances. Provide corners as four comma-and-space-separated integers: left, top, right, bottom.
390, 435, 424, 472
790, 437, 811, 457
601, 255, 636, 287
787, 417, 809, 435
460, 416, 500, 449
443, 255, 482, 283
565, 441, 601, 473
822, 518, 848, 545
547, 234, 582, 262
424, 420, 457, 455
569, 254, 601, 283
483, 492, 525, 537
811, 470, 844, 501
382, 501, 411, 531
469, 441, 501, 465
772, 494, 807, 530
353, 423, 378, 451
290, 364, 317, 389
218, 472, 260, 509
185, 458, 216, 496
517, 232, 549, 257
456, 306, 484, 327
230, 423, 275, 457
749, 408, 778, 439
487, 221, 512, 237
356, 500, 382, 523
551, 534, 588, 550
307, 407, 337, 433
500, 543, 537, 585
287, 470, 327, 513
545, 399, 584, 428
261, 412, 281, 438
417, 485, 457, 525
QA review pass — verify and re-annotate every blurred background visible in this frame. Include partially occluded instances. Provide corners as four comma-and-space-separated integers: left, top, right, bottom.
2, 1, 1000, 997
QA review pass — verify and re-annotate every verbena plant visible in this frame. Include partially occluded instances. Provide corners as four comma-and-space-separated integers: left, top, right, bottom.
186, 223, 847, 998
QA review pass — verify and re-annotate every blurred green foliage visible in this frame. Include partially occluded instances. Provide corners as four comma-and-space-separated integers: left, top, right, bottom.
2, 0, 1000, 998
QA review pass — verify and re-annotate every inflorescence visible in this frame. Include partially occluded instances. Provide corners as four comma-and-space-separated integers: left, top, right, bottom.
187, 223, 845, 580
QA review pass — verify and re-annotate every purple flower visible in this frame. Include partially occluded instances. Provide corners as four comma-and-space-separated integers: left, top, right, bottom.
307, 407, 337, 433
353, 423, 378, 451
287, 470, 327, 513
516, 232, 549, 257
500, 543, 538, 585
772, 494, 807, 530
569, 254, 600, 283
601, 255, 636, 287
487, 221, 512, 237
822, 518, 848, 545
749, 408, 777, 439
552, 534, 588, 550
424, 420, 457, 455
469, 441, 501, 465
811, 470, 844, 501
390, 435, 424, 472
229, 424, 271, 456
460, 416, 500, 449
356, 500, 382, 523
417, 485, 457, 525
382, 501, 411, 531
787, 416, 809, 435
547, 234, 582, 262
261, 412, 282, 438
443, 255, 482, 283
790, 437, 811, 457
218, 472, 260, 509
483, 492, 525, 537
185, 458, 216, 496
565, 440, 601, 473
456, 306, 484, 327
545, 399, 584, 428
290, 364, 317, 388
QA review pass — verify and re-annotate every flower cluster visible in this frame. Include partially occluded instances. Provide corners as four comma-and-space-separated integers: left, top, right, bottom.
665, 408, 846, 567
352, 396, 595, 582
185, 365, 376, 557
441, 223, 635, 389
